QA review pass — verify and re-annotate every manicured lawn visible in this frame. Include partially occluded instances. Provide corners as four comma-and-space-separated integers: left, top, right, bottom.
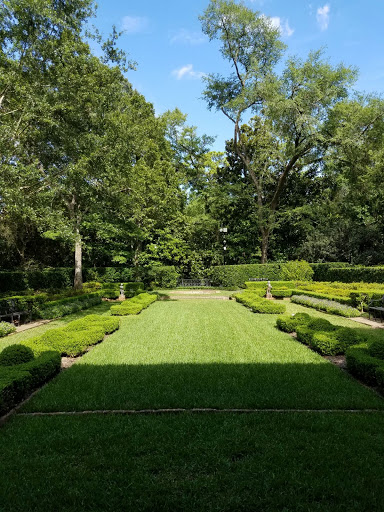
1, 299, 383, 511
22, 300, 382, 412
1, 412, 384, 511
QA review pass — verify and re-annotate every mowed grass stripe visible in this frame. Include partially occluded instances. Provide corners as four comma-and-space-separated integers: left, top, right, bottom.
1, 412, 384, 511
22, 300, 384, 412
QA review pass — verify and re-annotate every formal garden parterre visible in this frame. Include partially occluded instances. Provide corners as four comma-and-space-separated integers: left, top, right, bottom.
2, 0, 384, 509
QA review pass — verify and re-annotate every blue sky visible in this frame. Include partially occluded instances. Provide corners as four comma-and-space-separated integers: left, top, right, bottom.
91, 0, 384, 151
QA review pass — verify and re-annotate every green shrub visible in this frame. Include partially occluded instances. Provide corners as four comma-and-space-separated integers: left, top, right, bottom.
291, 295, 360, 317
0, 321, 16, 337
346, 343, 384, 387
235, 292, 286, 314
368, 339, 384, 360
0, 294, 48, 317
272, 289, 293, 298
0, 350, 61, 415
296, 326, 314, 346
311, 332, 340, 355
307, 318, 336, 332
26, 324, 106, 357
147, 266, 180, 288
208, 264, 282, 288
335, 327, 363, 349
0, 345, 35, 366
318, 266, 384, 284
276, 313, 311, 333
111, 302, 144, 316
280, 260, 314, 281
309, 329, 362, 356
39, 293, 102, 319
250, 300, 286, 314
83, 281, 103, 291
310, 262, 350, 281
63, 315, 120, 335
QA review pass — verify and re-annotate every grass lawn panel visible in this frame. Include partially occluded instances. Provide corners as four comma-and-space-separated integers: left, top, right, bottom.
22, 300, 383, 412
0, 412, 384, 511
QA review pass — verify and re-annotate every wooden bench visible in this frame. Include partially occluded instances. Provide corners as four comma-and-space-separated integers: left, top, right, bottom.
180, 279, 211, 287
368, 295, 384, 322
0, 300, 29, 326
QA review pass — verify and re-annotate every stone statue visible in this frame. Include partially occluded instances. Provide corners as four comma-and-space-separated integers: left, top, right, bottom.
266, 280, 273, 299
119, 283, 125, 301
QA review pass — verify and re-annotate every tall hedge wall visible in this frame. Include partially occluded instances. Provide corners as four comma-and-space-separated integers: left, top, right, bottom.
207, 264, 282, 288
315, 266, 384, 283
0, 267, 136, 293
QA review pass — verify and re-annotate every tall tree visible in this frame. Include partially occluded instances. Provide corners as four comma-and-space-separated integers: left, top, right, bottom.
200, 0, 356, 262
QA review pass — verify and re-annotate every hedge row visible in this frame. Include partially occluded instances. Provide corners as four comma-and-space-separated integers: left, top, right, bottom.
94, 282, 145, 299
233, 291, 286, 314
312, 266, 384, 283
110, 293, 157, 316
276, 313, 374, 356
346, 343, 384, 389
0, 350, 61, 415
291, 294, 360, 318
209, 264, 283, 288
38, 292, 103, 319
24, 315, 120, 357
0, 314, 120, 414
0, 267, 138, 293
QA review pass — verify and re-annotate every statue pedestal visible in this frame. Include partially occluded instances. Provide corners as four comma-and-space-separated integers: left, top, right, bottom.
118, 294, 125, 301
266, 292, 273, 300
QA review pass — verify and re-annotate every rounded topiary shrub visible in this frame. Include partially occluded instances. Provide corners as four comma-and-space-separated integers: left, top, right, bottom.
0, 344, 35, 366
368, 339, 384, 360
276, 315, 297, 333
294, 313, 311, 324
335, 327, 362, 349
307, 318, 336, 332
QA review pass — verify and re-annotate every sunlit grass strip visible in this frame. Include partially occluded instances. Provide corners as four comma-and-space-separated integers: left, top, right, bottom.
22, 300, 384, 412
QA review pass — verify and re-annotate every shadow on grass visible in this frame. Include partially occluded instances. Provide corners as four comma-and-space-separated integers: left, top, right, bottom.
23, 360, 384, 413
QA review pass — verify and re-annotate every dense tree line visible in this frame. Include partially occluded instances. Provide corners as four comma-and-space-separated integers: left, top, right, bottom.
1, 0, 383, 286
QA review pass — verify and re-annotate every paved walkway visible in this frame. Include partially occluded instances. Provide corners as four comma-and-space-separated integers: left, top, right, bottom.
350, 316, 384, 328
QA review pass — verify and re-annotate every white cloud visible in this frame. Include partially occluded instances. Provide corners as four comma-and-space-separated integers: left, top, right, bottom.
122, 16, 149, 34
268, 16, 294, 37
316, 4, 330, 31
170, 29, 207, 45
171, 64, 206, 80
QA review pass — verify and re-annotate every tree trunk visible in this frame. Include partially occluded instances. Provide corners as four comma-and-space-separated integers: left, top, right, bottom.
73, 226, 83, 290
260, 229, 269, 264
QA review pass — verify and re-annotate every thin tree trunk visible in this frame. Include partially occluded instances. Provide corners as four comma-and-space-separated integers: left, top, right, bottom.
261, 228, 269, 264
73, 224, 83, 290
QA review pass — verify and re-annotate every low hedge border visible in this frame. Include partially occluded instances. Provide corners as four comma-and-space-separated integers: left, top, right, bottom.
346, 343, 384, 389
0, 351, 61, 415
110, 293, 157, 316
291, 294, 360, 318
276, 313, 379, 356
38, 293, 102, 319
234, 291, 286, 314
0, 314, 121, 414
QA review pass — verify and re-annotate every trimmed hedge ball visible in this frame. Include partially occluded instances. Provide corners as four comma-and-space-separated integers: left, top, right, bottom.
0, 344, 35, 366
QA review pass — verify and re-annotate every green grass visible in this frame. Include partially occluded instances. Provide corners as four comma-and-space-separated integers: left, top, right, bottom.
21, 300, 383, 412
1, 299, 384, 511
1, 412, 384, 511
